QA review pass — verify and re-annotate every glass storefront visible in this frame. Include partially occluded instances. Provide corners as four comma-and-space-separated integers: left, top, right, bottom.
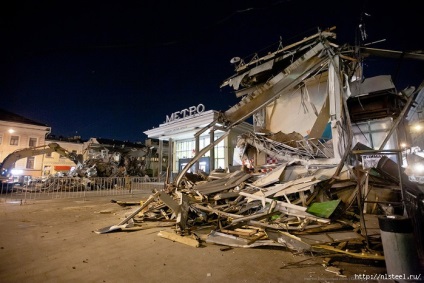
175, 134, 225, 173
144, 109, 253, 176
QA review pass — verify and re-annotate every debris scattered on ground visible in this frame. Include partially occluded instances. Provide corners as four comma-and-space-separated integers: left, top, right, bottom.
94, 27, 424, 274
97, 155, 401, 262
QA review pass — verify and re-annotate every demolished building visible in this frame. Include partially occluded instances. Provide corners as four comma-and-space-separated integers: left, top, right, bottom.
71, 138, 151, 178
97, 27, 424, 273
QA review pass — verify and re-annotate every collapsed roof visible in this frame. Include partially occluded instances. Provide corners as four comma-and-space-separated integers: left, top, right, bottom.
173, 26, 423, 187
95, 27, 424, 266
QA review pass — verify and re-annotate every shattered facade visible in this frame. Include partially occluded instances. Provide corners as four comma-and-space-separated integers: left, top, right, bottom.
97, 27, 424, 273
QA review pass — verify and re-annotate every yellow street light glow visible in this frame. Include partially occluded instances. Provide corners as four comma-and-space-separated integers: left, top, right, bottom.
413, 124, 422, 131
8, 129, 15, 133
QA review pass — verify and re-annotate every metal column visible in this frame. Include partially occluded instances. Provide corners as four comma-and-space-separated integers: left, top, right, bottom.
158, 139, 163, 181
168, 138, 173, 182
209, 129, 215, 172
194, 135, 199, 172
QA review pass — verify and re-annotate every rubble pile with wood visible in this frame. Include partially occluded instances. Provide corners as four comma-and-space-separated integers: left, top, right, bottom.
95, 26, 424, 266
97, 153, 407, 262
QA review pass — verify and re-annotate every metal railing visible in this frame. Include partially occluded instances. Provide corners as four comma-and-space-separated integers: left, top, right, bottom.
0, 176, 165, 201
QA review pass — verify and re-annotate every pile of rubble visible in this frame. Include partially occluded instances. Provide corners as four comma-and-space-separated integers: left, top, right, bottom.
70, 146, 150, 178
94, 27, 424, 272
96, 151, 410, 262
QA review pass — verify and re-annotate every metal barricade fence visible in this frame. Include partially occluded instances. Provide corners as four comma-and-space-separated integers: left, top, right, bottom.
0, 177, 165, 201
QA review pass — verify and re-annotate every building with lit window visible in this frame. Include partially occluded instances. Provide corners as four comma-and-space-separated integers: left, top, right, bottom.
0, 108, 51, 178
0, 109, 87, 180
143, 104, 252, 178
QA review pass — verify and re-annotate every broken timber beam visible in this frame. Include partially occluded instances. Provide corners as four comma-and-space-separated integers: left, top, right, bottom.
157, 230, 200, 248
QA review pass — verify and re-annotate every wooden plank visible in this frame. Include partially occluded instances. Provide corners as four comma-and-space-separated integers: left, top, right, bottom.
213, 191, 240, 200
157, 230, 200, 248
230, 212, 270, 224
220, 228, 258, 237
246, 232, 267, 245
234, 228, 259, 234
313, 245, 384, 260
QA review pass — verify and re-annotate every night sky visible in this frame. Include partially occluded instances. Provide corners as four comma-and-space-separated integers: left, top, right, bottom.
2, 0, 423, 142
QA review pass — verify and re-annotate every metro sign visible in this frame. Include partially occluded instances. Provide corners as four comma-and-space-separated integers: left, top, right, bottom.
165, 104, 205, 124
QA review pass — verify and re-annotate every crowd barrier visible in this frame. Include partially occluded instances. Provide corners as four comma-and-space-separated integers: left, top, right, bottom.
0, 177, 165, 201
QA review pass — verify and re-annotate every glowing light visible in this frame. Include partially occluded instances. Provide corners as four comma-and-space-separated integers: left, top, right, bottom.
413, 163, 424, 174
400, 143, 407, 148
11, 169, 23, 175
8, 129, 15, 133
413, 124, 422, 131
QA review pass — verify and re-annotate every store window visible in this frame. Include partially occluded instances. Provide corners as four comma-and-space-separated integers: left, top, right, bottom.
199, 137, 210, 157
26, 156, 35, 169
175, 134, 225, 171
10, 135, 19, 146
214, 141, 226, 169
175, 136, 214, 160
29, 137, 37, 147
176, 139, 195, 160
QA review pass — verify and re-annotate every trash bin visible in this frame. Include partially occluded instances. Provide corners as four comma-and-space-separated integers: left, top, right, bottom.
378, 215, 420, 281
403, 185, 424, 262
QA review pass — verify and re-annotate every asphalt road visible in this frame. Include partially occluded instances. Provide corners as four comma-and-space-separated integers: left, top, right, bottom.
0, 195, 387, 283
